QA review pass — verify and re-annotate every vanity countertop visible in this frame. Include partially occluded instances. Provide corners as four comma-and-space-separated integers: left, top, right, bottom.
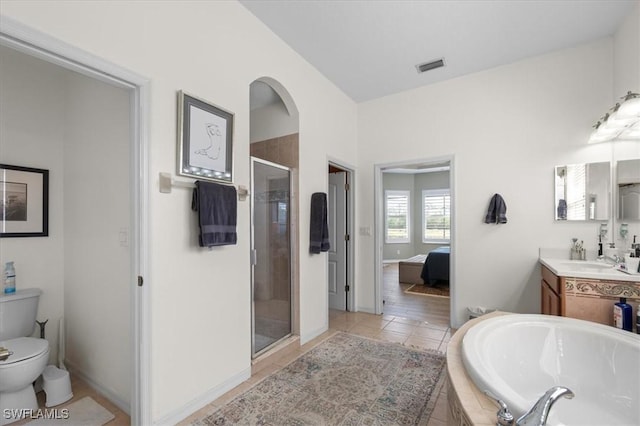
539, 257, 640, 283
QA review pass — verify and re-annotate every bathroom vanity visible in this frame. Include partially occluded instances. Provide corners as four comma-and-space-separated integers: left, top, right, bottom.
539, 258, 640, 327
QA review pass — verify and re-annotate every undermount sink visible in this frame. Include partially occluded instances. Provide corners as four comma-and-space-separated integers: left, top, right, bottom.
559, 261, 614, 272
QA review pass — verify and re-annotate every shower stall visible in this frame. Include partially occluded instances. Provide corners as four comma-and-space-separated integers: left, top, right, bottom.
250, 157, 292, 357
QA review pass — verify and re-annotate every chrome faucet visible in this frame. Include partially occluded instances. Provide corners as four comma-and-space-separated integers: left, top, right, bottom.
485, 386, 575, 426
603, 254, 623, 266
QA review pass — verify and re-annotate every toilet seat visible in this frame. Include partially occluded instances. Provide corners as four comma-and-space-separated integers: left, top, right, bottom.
0, 337, 48, 367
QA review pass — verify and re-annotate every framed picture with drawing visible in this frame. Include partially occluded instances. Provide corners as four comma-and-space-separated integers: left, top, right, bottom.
0, 164, 49, 238
177, 91, 234, 184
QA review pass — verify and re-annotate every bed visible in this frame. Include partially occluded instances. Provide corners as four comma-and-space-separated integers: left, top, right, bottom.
420, 246, 450, 286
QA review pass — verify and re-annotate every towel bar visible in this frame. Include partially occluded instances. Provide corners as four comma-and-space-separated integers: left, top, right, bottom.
159, 172, 249, 201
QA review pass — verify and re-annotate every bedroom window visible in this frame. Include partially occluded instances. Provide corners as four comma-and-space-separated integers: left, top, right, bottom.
422, 189, 450, 243
385, 190, 410, 243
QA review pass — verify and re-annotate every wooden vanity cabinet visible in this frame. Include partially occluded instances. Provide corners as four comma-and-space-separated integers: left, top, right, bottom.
540, 264, 640, 327
541, 265, 563, 316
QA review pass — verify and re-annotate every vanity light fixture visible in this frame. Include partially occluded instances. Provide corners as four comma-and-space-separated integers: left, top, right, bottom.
588, 91, 640, 144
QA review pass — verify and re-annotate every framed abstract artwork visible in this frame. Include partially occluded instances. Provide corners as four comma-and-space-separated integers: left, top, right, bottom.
0, 164, 49, 238
177, 91, 234, 183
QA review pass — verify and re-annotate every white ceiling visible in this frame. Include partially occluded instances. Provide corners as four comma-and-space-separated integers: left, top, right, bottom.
240, 0, 637, 103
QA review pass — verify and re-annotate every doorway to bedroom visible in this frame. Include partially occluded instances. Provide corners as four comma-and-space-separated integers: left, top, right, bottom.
375, 157, 453, 328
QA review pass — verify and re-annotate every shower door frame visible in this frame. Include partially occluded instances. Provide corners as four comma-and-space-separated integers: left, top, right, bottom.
250, 156, 293, 358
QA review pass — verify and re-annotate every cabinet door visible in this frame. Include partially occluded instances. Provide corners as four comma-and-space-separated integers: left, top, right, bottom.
541, 281, 561, 316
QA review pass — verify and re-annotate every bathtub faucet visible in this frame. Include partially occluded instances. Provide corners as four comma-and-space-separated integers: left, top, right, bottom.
485, 386, 574, 426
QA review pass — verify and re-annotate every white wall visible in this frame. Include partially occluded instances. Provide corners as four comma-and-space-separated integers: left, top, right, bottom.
250, 102, 299, 143
612, 2, 640, 247
0, 1, 358, 422
357, 39, 619, 326
613, 2, 639, 99
63, 72, 131, 410
0, 45, 66, 363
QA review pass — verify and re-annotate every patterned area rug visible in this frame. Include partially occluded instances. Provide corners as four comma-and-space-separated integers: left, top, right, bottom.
193, 332, 446, 425
406, 284, 450, 298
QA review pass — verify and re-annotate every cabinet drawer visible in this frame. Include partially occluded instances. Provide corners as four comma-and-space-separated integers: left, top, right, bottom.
541, 265, 560, 295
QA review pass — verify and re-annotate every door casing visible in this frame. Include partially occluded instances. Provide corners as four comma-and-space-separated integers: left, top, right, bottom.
373, 155, 456, 327
328, 171, 348, 310
327, 159, 355, 313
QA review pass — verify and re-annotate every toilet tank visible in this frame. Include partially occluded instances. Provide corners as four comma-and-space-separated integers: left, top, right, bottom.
0, 288, 42, 341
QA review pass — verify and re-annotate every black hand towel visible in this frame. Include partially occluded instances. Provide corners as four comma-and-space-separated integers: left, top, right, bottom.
192, 181, 237, 247
310, 192, 330, 254
484, 193, 507, 224
495, 194, 507, 224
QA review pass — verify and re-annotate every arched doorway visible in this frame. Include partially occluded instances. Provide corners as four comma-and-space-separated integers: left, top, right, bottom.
249, 78, 300, 358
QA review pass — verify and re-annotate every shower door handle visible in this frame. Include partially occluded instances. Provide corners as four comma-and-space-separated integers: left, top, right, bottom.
251, 249, 257, 266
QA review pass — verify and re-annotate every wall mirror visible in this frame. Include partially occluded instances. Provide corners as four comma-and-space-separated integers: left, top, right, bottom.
554, 162, 611, 221
617, 159, 640, 221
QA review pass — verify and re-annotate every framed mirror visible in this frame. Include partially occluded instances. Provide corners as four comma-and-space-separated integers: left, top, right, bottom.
555, 162, 610, 221
617, 159, 640, 221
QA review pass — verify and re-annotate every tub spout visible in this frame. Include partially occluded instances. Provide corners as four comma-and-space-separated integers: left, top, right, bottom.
517, 386, 574, 426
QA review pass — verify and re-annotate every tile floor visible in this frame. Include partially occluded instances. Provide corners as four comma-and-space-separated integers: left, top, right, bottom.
180, 309, 451, 426
181, 261, 453, 425
11, 373, 129, 425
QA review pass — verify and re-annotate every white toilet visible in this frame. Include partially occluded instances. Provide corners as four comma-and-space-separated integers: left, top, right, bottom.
0, 289, 50, 425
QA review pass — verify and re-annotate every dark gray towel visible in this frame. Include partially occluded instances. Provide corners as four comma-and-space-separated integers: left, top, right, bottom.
557, 199, 567, 220
484, 193, 507, 224
310, 192, 330, 254
192, 181, 237, 247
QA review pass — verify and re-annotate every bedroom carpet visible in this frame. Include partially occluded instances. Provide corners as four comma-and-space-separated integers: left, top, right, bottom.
191, 332, 446, 425
405, 284, 450, 298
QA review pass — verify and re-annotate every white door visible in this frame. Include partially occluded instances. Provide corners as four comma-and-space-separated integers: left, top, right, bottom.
328, 171, 347, 310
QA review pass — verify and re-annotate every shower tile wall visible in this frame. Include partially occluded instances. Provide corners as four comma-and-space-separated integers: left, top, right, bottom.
250, 133, 299, 169
251, 133, 300, 337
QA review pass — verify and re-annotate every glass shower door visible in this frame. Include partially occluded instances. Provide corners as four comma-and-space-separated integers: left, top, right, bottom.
251, 157, 292, 357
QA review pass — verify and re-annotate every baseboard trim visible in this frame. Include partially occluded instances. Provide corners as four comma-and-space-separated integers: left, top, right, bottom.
300, 323, 328, 345
356, 306, 376, 314
65, 360, 130, 415
153, 367, 251, 425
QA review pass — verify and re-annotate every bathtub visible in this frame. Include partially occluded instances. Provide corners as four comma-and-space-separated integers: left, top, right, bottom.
461, 314, 640, 426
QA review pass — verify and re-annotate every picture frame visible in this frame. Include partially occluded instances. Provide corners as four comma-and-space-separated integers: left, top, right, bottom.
0, 164, 49, 238
177, 90, 234, 183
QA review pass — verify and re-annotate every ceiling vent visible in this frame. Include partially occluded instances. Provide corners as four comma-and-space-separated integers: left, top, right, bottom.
416, 58, 445, 74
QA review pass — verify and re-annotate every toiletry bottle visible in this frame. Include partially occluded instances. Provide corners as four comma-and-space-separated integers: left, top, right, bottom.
3, 261, 16, 294
613, 298, 632, 332
636, 305, 640, 335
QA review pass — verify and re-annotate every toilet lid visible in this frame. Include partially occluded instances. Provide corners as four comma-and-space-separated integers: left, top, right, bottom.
0, 337, 48, 365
